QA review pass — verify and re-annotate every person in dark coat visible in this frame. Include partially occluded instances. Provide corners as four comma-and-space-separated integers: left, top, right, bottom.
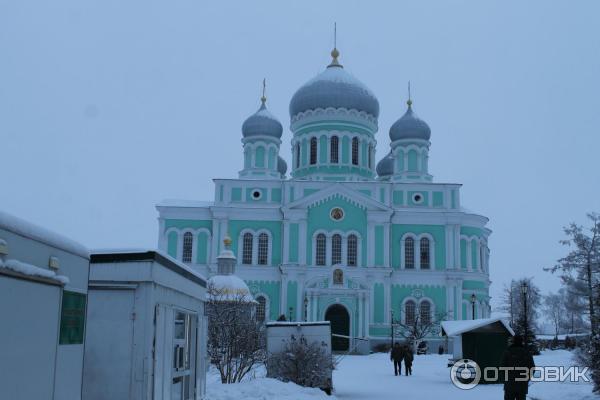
390, 343, 404, 376
403, 344, 414, 375
501, 335, 535, 400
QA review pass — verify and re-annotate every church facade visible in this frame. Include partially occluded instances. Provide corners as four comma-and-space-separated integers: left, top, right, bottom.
156, 47, 491, 350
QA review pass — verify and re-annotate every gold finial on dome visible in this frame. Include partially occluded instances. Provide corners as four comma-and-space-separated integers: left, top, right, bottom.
407, 81, 413, 107
328, 23, 342, 68
260, 78, 267, 104
223, 235, 232, 248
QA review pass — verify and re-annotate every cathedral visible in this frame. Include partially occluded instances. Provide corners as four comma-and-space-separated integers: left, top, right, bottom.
156, 46, 491, 351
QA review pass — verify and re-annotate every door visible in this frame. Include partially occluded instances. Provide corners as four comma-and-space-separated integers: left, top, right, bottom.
325, 304, 350, 351
83, 289, 135, 400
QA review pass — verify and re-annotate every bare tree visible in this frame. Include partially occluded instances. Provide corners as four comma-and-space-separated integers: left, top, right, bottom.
499, 278, 541, 332
546, 213, 600, 335
562, 288, 589, 334
206, 283, 266, 383
543, 291, 565, 337
393, 303, 446, 349
498, 282, 517, 327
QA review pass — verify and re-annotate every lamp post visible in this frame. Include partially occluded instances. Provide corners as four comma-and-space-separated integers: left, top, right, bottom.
304, 296, 309, 322
521, 282, 528, 351
470, 293, 477, 320
289, 307, 293, 322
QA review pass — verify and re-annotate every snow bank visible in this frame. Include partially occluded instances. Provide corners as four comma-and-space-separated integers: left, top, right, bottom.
1, 258, 69, 285
206, 377, 335, 400
0, 210, 89, 259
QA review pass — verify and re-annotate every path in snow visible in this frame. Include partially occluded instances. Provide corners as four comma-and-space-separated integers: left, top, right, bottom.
333, 350, 595, 400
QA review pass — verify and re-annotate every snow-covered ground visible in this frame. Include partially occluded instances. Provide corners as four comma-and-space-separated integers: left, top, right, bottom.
206, 350, 596, 400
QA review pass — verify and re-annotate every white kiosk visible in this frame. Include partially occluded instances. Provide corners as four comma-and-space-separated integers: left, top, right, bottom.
83, 250, 207, 400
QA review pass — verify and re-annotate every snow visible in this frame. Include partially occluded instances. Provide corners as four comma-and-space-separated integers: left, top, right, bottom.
0, 258, 69, 285
538, 333, 589, 340
441, 317, 514, 336
205, 350, 595, 400
208, 274, 255, 302
0, 210, 89, 259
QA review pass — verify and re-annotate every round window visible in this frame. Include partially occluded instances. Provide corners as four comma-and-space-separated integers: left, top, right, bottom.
251, 189, 262, 200
412, 193, 424, 204
330, 207, 344, 221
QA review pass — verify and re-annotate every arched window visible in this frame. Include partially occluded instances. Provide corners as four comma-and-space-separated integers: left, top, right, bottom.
480, 244, 485, 271
242, 232, 253, 265
310, 137, 317, 165
316, 233, 327, 266
351, 137, 359, 165
333, 269, 343, 285
368, 144, 373, 169
405, 237, 415, 269
256, 296, 266, 322
295, 143, 300, 168
330, 136, 339, 163
420, 301, 431, 325
420, 237, 430, 269
257, 233, 269, 265
347, 234, 358, 266
182, 232, 193, 263
405, 300, 416, 325
332, 234, 342, 265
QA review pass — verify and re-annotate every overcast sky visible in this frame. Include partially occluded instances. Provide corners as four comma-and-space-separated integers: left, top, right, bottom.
1, 1, 599, 308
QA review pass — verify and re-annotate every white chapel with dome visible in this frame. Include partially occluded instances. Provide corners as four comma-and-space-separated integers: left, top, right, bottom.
156, 45, 491, 351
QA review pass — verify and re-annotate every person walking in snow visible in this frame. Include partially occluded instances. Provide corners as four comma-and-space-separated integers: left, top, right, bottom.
403, 344, 414, 376
501, 335, 535, 400
390, 342, 404, 376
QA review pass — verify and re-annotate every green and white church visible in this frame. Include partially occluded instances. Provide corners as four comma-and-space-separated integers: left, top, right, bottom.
156, 46, 491, 351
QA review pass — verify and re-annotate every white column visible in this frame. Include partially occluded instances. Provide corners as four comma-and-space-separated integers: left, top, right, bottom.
358, 293, 364, 337
454, 225, 461, 268
299, 220, 307, 265
364, 290, 370, 336
312, 293, 318, 321
367, 221, 375, 267
210, 219, 221, 264
384, 279, 391, 323
383, 223, 391, 268
281, 274, 288, 317
283, 220, 290, 264
445, 225, 453, 269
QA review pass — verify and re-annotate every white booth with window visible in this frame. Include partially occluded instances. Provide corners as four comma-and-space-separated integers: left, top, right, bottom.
83, 250, 207, 400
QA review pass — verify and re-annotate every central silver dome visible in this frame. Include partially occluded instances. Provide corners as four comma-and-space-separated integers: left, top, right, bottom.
289, 53, 379, 118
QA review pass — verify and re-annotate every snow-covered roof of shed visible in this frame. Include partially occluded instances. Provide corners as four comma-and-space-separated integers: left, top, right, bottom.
156, 199, 213, 208
0, 258, 69, 285
208, 274, 255, 303
441, 318, 514, 337
90, 248, 207, 286
0, 210, 89, 259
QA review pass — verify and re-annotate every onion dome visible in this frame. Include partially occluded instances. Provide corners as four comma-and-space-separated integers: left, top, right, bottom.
289, 48, 379, 118
277, 156, 287, 176
389, 100, 431, 141
242, 97, 283, 139
376, 151, 394, 177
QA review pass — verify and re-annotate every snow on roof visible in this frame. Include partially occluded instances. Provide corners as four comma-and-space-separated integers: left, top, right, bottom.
0, 258, 69, 285
266, 321, 331, 327
157, 199, 213, 208
208, 274, 256, 302
0, 210, 89, 259
90, 248, 208, 283
441, 318, 515, 336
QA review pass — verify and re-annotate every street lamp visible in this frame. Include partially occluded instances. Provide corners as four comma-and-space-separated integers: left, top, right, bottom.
521, 282, 528, 351
304, 296, 309, 322
390, 310, 395, 347
470, 293, 477, 320
289, 307, 293, 322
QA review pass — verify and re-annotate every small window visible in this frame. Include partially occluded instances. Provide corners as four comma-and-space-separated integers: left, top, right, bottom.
256, 296, 266, 322
368, 144, 373, 169
347, 234, 358, 266
405, 300, 416, 325
295, 143, 300, 168
480, 244, 485, 271
405, 237, 415, 269
332, 234, 342, 265
182, 232, 193, 263
351, 137, 359, 165
316, 233, 326, 266
333, 269, 343, 285
257, 233, 269, 265
251, 189, 262, 200
420, 301, 431, 325
242, 233, 253, 265
330, 136, 339, 163
420, 237, 430, 269
310, 137, 317, 165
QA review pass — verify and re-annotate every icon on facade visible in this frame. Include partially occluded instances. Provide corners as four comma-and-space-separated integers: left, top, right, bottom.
330, 207, 344, 221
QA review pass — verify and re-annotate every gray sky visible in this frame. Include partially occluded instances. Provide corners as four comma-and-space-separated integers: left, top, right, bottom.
1, 1, 599, 309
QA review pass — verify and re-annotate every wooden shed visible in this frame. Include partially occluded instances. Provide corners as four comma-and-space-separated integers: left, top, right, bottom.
442, 318, 514, 383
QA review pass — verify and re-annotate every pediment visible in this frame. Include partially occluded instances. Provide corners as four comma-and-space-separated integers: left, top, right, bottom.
284, 183, 391, 213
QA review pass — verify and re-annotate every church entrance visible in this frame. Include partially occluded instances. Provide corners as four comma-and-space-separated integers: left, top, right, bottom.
325, 304, 350, 351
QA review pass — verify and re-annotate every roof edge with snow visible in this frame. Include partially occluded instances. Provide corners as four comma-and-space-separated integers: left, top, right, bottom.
441, 317, 515, 337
